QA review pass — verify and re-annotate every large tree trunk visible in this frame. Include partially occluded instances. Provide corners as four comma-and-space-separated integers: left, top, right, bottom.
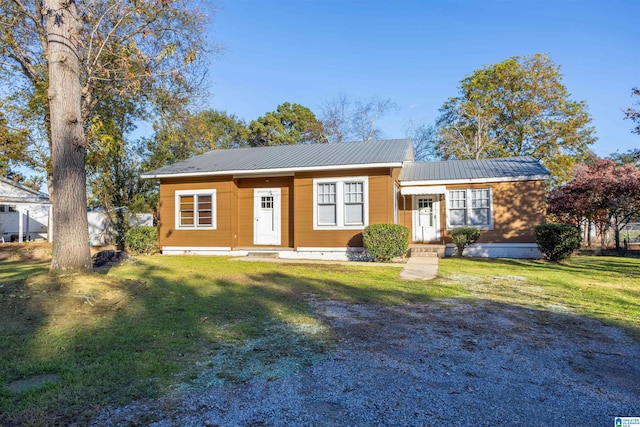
45, 0, 92, 271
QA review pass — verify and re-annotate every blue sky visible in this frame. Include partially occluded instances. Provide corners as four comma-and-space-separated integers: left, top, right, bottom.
206, 0, 639, 157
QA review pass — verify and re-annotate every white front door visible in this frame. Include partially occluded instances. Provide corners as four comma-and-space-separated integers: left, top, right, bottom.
413, 196, 439, 242
254, 188, 281, 245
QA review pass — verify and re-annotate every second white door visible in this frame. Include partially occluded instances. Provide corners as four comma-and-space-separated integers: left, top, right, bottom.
413, 196, 439, 242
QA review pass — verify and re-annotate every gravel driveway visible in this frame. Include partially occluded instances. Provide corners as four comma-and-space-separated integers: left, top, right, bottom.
93, 299, 640, 426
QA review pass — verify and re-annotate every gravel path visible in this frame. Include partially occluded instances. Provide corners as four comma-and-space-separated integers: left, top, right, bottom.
92, 299, 640, 426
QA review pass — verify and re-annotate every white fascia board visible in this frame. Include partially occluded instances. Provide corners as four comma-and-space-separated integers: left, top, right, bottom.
400, 174, 549, 186
400, 185, 447, 195
0, 199, 51, 205
141, 162, 403, 179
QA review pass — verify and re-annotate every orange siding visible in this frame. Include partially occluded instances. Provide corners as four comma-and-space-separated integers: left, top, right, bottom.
293, 168, 395, 248
158, 177, 235, 248
443, 180, 546, 244
236, 176, 293, 248
156, 168, 545, 251
400, 180, 546, 244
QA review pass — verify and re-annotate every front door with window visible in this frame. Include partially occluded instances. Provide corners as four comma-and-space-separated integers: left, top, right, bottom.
254, 188, 281, 245
413, 196, 439, 242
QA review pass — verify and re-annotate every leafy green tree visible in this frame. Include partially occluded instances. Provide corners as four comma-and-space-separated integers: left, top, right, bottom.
249, 102, 325, 146
86, 98, 150, 247
434, 53, 596, 184
0, 110, 29, 178
0, 0, 212, 270
146, 110, 249, 169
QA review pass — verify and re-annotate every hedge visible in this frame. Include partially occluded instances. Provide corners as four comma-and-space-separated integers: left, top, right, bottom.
363, 224, 410, 262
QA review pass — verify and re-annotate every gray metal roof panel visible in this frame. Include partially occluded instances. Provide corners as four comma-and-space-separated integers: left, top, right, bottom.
399, 156, 549, 182
144, 139, 412, 177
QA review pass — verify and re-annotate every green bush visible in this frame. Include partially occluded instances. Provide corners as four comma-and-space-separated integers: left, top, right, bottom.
363, 224, 410, 262
534, 223, 582, 262
450, 227, 481, 257
125, 226, 159, 255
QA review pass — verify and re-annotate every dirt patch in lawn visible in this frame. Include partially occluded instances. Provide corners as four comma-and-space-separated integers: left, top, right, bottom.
92, 298, 640, 426
0, 272, 143, 334
0, 241, 52, 261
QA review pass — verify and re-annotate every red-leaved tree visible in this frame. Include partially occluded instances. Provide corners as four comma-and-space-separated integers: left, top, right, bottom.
548, 157, 640, 250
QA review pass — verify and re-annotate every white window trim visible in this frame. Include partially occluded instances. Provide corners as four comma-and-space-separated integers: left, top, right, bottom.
313, 176, 369, 230
446, 188, 494, 230
175, 189, 217, 230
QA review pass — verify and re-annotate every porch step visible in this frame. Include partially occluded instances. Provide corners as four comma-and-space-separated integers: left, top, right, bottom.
246, 251, 280, 259
410, 245, 446, 258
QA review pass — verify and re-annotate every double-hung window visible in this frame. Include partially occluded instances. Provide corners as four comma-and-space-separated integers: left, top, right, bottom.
314, 177, 368, 229
446, 188, 493, 229
175, 189, 216, 229
344, 182, 364, 225
317, 183, 337, 226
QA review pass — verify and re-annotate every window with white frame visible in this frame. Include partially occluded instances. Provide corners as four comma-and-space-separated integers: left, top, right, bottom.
175, 189, 216, 229
317, 183, 337, 225
446, 188, 493, 229
313, 177, 368, 229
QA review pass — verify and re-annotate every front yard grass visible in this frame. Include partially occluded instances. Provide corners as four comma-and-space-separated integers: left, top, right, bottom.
0, 254, 638, 425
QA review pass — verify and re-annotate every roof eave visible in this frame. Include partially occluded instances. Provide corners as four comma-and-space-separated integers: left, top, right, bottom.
399, 174, 549, 186
141, 162, 404, 180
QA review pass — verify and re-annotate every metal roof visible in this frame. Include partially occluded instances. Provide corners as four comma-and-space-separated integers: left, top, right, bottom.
0, 176, 50, 204
142, 139, 413, 178
399, 156, 549, 182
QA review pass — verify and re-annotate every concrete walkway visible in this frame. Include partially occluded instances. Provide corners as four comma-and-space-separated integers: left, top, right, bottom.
399, 255, 439, 281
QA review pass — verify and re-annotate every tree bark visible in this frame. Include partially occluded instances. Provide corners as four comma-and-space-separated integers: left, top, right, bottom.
45, 0, 92, 271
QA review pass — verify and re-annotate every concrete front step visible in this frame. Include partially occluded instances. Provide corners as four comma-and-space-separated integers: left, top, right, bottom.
411, 251, 439, 258
410, 245, 446, 258
247, 251, 280, 258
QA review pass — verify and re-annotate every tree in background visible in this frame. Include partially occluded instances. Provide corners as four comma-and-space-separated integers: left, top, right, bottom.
319, 94, 397, 143
0, 110, 29, 180
145, 110, 249, 168
433, 53, 596, 184
624, 87, 640, 135
248, 102, 325, 146
86, 97, 146, 247
610, 148, 640, 168
0, 0, 212, 270
548, 157, 640, 250
403, 122, 438, 162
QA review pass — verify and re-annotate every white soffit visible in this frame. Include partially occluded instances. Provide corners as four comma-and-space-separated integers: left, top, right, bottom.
400, 185, 447, 195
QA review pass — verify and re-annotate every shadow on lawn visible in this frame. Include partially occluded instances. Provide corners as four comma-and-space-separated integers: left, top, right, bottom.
0, 258, 424, 425
1, 256, 639, 426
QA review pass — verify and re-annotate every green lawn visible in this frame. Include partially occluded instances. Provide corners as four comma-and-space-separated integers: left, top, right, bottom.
0, 255, 638, 425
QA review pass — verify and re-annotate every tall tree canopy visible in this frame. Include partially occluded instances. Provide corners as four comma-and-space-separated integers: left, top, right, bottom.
433, 53, 596, 184
248, 102, 325, 146
0, 0, 212, 270
145, 110, 249, 169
